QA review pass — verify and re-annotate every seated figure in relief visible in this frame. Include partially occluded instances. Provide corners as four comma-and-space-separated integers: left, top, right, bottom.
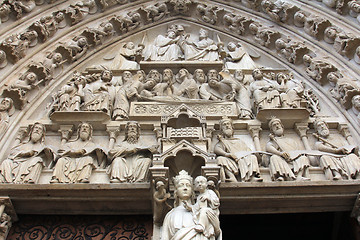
51, 122, 106, 183
250, 68, 281, 112
214, 117, 262, 182
174, 68, 199, 99
0, 122, 54, 183
265, 117, 310, 181
275, 72, 304, 108
161, 170, 222, 240
313, 118, 359, 180
183, 28, 220, 61
107, 121, 158, 183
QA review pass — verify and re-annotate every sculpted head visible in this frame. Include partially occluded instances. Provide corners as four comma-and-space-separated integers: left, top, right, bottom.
0, 97, 13, 113
125, 121, 140, 143
121, 71, 132, 83
219, 117, 234, 138
199, 28, 209, 39
30, 122, 46, 143
276, 72, 287, 84
173, 170, 194, 206
269, 117, 284, 137
252, 68, 263, 81
352, 95, 360, 111
314, 118, 330, 137
194, 175, 207, 193
234, 70, 244, 82
101, 69, 113, 82
227, 42, 237, 52
147, 69, 161, 83
25, 72, 38, 84
78, 122, 92, 141
194, 69, 206, 84
163, 69, 174, 83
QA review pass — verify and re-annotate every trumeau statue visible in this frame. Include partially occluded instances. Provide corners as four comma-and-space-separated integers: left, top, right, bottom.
107, 121, 158, 183
51, 122, 106, 183
266, 117, 310, 181
313, 118, 360, 180
0, 212, 11, 240
214, 117, 262, 182
161, 170, 222, 240
0, 122, 54, 183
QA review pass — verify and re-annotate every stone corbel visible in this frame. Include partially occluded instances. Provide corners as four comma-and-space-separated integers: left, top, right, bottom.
0, 197, 18, 240
58, 125, 74, 146
106, 125, 120, 150
247, 124, 262, 151
351, 192, 360, 225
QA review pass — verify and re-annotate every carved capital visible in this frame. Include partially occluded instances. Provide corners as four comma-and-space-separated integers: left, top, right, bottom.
106, 125, 120, 140
58, 125, 74, 142
247, 125, 262, 139
295, 123, 309, 138
201, 165, 221, 184
338, 124, 351, 139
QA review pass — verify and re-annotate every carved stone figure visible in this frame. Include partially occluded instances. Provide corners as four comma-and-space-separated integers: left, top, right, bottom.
56, 73, 86, 111
276, 72, 304, 108
0, 4, 11, 24
113, 71, 143, 120
261, 0, 298, 23
29, 12, 65, 42
355, 46, 360, 64
51, 122, 106, 183
153, 180, 171, 226
81, 22, 114, 46
0, 50, 7, 69
333, 32, 360, 59
58, 36, 88, 62
183, 28, 220, 61
40, 52, 64, 77
98, 0, 126, 11
0, 212, 11, 240
0, 33, 33, 63
250, 68, 281, 112
107, 121, 157, 183
199, 69, 229, 101
83, 69, 115, 114
223, 13, 252, 35
11, 0, 35, 19
65, 0, 96, 25
142, 2, 168, 23
348, 0, 360, 21
304, 55, 338, 85
145, 27, 183, 61
168, 0, 193, 15
0, 98, 15, 137
249, 22, 281, 48
266, 117, 310, 181
328, 72, 359, 107
225, 42, 257, 69
293, 10, 308, 28
109, 42, 143, 69
111, 11, 141, 33
174, 68, 199, 99
162, 170, 221, 240
196, 3, 222, 25
324, 26, 340, 44
304, 15, 331, 40
214, 117, 262, 182
313, 119, 359, 180
0, 122, 54, 183
275, 38, 308, 65
351, 95, 360, 122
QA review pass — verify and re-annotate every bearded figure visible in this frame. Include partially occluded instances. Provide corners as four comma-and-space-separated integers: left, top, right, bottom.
107, 121, 158, 183
0, 122, 54, 183
313, 118, 359, 180
51, 122, 106, 183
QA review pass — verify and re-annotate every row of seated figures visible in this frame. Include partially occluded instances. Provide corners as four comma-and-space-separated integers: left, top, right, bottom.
1, 105, 359, 184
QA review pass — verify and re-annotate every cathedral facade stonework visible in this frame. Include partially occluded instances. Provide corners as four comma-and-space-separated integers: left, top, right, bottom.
0, 0, 359, 239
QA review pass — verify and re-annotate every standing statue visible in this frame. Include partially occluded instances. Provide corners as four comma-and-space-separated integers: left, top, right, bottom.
51, 122, 106, 183
153, 180, 172, 226
276, 72, 304, 108
265, 117, 310, 181
0, 212, 11, 240
313, 119, 358, 180
107, 121, 158, 183
56, 73, 86, 112
0, 98, 15, 137
0, 122, 54, 183
161, 170, 222, 240
224, 42, 257, 69
214, 117, 262, 182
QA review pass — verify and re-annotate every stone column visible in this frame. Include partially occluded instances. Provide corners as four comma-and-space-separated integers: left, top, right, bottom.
106, 125, 120, 150
248, 125, 262, 151
295, 123, 317, 166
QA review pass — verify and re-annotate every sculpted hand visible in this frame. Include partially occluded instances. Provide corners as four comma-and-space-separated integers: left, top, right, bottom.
281, 152, 290, 161
183, 201, 192, 211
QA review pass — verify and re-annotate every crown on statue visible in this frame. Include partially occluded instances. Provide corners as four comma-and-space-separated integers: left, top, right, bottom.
268, 116, 281, 128
173, 170, 193, 187
219, 116, 232, 128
